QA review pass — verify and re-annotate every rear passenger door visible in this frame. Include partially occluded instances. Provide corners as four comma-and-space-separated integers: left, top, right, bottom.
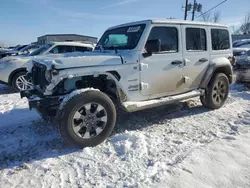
181, 25, 210, 91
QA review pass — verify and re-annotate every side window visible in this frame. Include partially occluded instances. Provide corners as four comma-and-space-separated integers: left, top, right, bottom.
50, 46, 59, 54
75, 46, 92, 52
50, 45, 74, 54
186, 28, 207, 51
147, 27, 178, 52
65, 46, 74, 52
211, 29, 230, 50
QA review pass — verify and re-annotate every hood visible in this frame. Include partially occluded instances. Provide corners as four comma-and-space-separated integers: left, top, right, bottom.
1, 55, 31, 61
233, 48, 250, 52
32, 52, 123, 70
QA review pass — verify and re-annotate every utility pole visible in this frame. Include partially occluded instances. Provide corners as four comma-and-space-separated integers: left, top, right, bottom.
184, 0, 188, 20
191, 0, 196, 21
182, 0, 200, 21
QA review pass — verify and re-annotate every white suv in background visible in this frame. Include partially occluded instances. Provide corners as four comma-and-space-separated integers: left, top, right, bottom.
0, 42, 94, 91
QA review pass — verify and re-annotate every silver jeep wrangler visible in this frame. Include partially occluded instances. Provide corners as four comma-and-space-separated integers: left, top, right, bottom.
21, 19, 234, 148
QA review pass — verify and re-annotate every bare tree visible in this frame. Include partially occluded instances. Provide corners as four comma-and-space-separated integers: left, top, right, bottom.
239, 12, 250, 34
200, 10, 221, 23
213, 11, 221, 23
200, 11, 211, 22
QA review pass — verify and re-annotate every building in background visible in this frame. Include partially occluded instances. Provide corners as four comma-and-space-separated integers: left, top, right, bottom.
37, 34, 98, 45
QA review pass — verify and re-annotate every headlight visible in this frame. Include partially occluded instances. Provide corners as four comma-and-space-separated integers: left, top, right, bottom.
45, 70, 52, 82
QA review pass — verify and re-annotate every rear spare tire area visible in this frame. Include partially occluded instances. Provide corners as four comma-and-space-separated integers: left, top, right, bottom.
200, 73, 229, 109
56, 89, 116, 148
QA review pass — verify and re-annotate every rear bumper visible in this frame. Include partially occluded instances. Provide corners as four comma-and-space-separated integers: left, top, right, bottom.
20, 89, 62, 109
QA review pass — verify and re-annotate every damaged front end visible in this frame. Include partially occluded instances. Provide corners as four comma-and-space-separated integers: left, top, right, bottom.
21, 61, 63, 111
20, 89, 62, 110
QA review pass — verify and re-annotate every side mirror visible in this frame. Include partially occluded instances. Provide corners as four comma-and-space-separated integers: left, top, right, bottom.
144, 39, 161, 57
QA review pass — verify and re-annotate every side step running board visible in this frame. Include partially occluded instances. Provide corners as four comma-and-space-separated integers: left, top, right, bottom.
122, 90, 203, 112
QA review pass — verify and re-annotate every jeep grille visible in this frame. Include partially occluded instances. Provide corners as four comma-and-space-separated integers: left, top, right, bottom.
32, 62, 49, 91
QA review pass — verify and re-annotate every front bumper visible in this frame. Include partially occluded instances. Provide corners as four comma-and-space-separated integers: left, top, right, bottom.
20, 89, 62, 109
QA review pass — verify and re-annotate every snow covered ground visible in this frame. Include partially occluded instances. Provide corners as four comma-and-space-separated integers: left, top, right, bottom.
0, 84, 250, 188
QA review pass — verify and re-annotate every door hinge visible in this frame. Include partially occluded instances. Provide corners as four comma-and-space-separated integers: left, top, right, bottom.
183, 76, 191, 83
140, 82, 149, 90
184, 59, 191, 66
139, 63, 148, 71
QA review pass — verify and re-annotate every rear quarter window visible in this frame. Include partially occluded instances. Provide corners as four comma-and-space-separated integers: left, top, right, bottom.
211, 29, 230, 50
186, 28, 207, 51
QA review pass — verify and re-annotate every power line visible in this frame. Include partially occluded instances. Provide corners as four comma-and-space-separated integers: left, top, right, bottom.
195, 0, 227, 19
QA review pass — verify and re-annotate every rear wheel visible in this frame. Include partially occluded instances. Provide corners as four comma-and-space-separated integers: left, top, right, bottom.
200, 73, 229, 109
12, 71, 33, 91
56, 90, 116, 148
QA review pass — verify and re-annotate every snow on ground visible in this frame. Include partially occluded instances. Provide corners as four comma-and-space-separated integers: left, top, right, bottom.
165, 132, 250, 188
0, 84, 250, 188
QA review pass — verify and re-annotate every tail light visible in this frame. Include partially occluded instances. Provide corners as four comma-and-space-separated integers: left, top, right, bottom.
228, 56, 235, 66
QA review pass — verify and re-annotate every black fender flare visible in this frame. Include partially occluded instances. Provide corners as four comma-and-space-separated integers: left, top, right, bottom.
200, 64, 233, 89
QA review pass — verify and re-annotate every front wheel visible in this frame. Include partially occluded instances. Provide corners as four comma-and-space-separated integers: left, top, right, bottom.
200, 73, 229, 109
56, 90, 116, 148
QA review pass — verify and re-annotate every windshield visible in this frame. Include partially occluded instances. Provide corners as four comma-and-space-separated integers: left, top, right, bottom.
15, 45, 27, 51
29, 43, 53, 56
19, 44, 39, 53
96, 24, 146, 50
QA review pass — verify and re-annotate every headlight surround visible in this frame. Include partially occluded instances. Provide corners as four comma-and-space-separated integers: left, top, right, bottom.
45, 70, 52, 82
4, 59, 19, 63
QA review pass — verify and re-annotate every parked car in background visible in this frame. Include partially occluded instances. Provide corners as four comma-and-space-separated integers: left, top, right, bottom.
234, 48, 250, 69
235, 49, 250, 83
17, 44, 40, 55
7, 46, 16, 50
0, 44, 28, 58
233, 39, 250, 48
0, 42, 94, 91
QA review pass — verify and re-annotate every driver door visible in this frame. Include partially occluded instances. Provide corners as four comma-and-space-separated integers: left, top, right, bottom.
140, 25, 184, 98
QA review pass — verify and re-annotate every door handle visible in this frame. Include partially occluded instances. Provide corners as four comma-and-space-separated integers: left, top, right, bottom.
171, 60, 183, 65
199, 58, 208, 63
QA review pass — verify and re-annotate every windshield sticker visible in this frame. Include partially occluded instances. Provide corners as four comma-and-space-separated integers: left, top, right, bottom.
127, 26, 141, 33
